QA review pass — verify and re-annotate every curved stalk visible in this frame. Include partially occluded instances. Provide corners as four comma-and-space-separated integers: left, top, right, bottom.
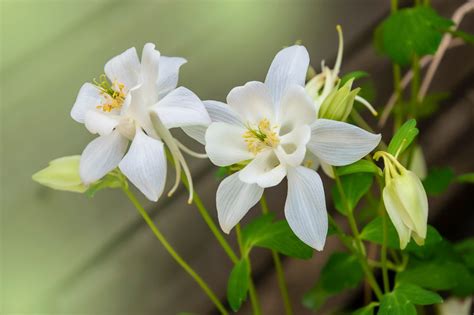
122, 186, 228, 315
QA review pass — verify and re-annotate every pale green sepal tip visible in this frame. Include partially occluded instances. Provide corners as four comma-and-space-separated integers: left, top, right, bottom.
32, 155, 87, 193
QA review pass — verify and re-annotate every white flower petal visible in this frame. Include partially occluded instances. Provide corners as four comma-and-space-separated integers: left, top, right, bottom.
80, 130, 128, 184
265, 45, 309, 105
181, 100, 244, 144
71, 83, 102, 123
216, 171, 264, 233
391, 171, 428, 239
205, 122, 253, 166
152, 87, 211, 129
140, 43, 161, 101
104, 47, 141, 90
285, 166, 328, 250
181, 125, 208, 145
383, 187, 412, 249
275, 125, 311, 167
277, 85, 316, 132
204, 100, 244, 126
119, 128, 166, 202
226, 81, 274, 125
308, 119, 381, 166
157, 56, 187, 99
239, 150, 287, 188
84, 110, 120, 136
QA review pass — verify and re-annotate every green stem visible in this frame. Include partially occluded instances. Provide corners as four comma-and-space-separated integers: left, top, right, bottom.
179, 174, 262, 314
236, 224, 262, 315
393, 64, 403, 131
191, 189, 239, 263
260, 196, 294, 315
333, 169, 384, 300
122, 187, 228, 315
376, 176, 390, 293
391, 0, 398, 12
165, 145, 262, 314
411, 55, 420, 118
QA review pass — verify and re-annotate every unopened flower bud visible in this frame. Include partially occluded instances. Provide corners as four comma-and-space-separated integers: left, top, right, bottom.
32, 156, 87, 193
318, 78, 360, 121
374, 151, 428, 249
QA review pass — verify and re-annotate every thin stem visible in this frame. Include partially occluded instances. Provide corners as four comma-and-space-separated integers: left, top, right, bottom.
179, 173, 262, 315
191, 189, 239, 263
410, 55, 420, 118
333, 169, 384, 300
236, 224, 262, 315
260, 196, 293, 315
391, 0, 398, 12
392, 64, 403, 131
122, 187, 228, 315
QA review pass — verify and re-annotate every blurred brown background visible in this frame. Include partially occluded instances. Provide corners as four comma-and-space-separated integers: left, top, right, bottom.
1, 0, 473, 314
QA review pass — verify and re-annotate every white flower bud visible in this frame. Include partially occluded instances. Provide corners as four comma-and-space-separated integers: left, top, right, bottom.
374, 151, 429, 249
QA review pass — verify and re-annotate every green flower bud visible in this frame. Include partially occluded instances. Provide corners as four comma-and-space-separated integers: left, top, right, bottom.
318, 78, 360, 122
374, 151, 428, 249
32, 155, 87, 193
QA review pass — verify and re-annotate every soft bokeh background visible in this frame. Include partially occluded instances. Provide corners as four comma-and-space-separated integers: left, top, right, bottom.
1, 0, 473, 314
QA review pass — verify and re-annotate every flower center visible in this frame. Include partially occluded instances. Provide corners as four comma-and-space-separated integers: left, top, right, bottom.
94, 74, 127, 113
243, 118, 280, 155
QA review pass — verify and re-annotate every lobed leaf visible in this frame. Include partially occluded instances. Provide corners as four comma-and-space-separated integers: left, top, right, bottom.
375, 7, 454, 65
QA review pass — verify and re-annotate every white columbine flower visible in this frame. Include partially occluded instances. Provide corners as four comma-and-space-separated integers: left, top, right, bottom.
374, 151, 428, 249
71, 43, 210, 202
195, 45, 381, 250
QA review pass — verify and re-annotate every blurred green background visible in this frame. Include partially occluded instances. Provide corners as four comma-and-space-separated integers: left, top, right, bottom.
5, 0, 454, 314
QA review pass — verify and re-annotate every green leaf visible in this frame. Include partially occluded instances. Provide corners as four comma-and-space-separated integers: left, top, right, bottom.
227, 258, 250, 312
360, 217, 442, 251
242, 214, 313, 259
378, 291, 416, 315
254, 220, 313, 259
335, 160, 382, 176
352, 302, 378, 315
332, 173, 373, 215
423, 167, 455, 195
241, 213, 275, 249
457, 172, 474, 183
387, 119, 419, 156
320, 252, 364, 293
395, 283, 443, 305
397, 259, 470, 291
340, 71, 369, 86
375, 7, 454, 65
303, 252, 364, 311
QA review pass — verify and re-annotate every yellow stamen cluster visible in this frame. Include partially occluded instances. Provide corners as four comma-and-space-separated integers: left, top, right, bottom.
93, 74, 127, 113
243, 119, 280, 155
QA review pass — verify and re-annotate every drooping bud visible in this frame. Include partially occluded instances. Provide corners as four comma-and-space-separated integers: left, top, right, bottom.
318, 79, 360, 121
374, 151, 429, 249
32, 156, 87, 193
